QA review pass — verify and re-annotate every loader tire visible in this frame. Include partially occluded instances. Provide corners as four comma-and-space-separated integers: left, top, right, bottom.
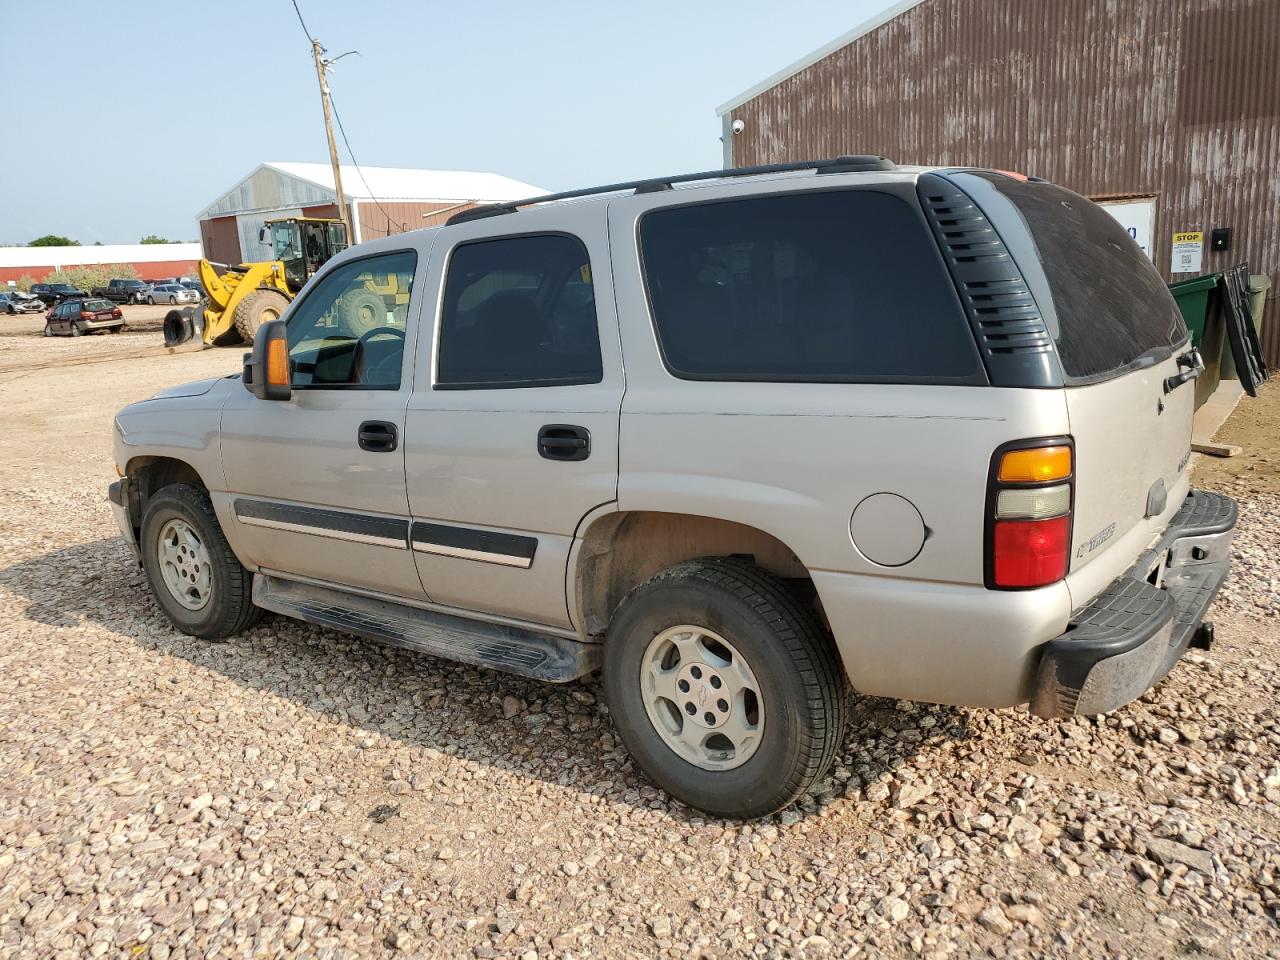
339, 289, 387, 338
163, 309, 193, 347
233, 290, 290, 342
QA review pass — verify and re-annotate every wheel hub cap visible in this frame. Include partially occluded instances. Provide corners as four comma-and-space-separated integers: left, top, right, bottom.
640, 625, 764, 771
157, 519, 212, 611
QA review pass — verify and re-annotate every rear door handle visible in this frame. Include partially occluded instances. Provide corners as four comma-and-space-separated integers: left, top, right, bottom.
358, 420, 398, 453
537, 424, 591, 461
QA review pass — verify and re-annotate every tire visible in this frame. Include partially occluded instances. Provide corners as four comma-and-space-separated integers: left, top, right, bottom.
338, 288, 387, 337
147, 296, 154, 305
70, 321, 83, 337
140, 483, 262, 639
42, 324, 52, 337
169, 296, 177, 305
603, 557, 847, 819
232, 289, 290, 342
162, 309, 193, 346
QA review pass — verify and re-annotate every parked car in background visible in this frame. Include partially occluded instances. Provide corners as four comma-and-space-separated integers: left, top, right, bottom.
92, 278, 151, 304
0, 292, 45, 314
44, 297, 124, 336
147, 283, 199, 305
30, 283, 89, 306
179, 279, 205, 297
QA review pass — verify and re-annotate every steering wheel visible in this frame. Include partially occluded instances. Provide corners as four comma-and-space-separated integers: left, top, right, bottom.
355, 326, 406, 382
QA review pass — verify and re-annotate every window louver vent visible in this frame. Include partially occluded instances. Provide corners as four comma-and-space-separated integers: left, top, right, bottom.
917, 174, 1061, 388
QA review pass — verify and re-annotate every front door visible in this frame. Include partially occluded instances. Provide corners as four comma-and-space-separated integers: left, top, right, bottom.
219, 247, 427, 599
404, 208, 623, 629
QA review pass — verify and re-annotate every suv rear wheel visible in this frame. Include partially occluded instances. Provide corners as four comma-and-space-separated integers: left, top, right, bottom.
603, 558, 847, 818
140, 483, 261, 639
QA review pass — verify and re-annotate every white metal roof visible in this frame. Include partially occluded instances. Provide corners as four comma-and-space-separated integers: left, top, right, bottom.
716, 0, 927, 115
198, 162, 547, 220
0, 243, 203, 270
266, 162, 545, 202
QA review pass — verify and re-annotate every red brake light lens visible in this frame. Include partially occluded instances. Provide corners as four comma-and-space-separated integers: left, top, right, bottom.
993, 515, 1070, 588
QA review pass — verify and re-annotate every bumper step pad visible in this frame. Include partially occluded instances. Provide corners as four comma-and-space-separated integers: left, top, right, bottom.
1030, 490, 1236, 718
252, 575, 600, 683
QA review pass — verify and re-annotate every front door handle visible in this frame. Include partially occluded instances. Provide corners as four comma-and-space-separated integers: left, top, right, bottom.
537, 424, 591, 461
358, 420, 398, 453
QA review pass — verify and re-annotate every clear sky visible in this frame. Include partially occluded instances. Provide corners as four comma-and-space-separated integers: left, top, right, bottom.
0, 0, 895, 246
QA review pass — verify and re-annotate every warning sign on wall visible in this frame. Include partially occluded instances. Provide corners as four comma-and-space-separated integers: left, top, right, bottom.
1171, 231, 1204, 274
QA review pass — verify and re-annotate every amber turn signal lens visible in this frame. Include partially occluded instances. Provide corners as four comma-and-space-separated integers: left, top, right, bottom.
266, 338, 289, 386
998, 445, 1072, 483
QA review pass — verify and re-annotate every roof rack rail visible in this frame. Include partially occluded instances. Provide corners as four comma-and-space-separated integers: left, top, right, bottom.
445, 155, 896, 225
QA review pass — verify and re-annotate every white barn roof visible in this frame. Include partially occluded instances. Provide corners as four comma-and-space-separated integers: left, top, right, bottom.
199, 162, 546, 220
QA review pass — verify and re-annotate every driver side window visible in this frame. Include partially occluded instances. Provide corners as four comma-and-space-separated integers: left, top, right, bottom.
285, 250, 417, 390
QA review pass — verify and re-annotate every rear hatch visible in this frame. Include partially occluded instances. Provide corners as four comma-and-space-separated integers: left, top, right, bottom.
956, 173, 1194, 587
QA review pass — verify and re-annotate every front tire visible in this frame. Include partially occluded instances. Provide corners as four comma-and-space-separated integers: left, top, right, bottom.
603, 558, 847, 819
232, 289, 290, 342
70, 321, 83, 337
140, 483, 261, 639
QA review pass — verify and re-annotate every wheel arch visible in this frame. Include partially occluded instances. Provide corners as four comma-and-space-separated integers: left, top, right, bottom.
123, 456, 208, 538
570, 510, 819, 637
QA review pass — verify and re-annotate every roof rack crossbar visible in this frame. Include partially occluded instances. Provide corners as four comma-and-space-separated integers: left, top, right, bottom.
445, 156, 895, 225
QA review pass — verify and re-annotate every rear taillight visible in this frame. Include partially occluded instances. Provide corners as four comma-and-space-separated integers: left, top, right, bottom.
112, 308, 122, 318
986, 439, 1073, 589
80, 311, 93, 320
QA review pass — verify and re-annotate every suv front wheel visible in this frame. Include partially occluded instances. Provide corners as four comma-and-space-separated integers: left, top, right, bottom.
140, 483, 261, 639
603, 558, 847, 818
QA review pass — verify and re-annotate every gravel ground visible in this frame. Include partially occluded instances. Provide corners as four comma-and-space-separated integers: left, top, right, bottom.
0, 329, 1277, 959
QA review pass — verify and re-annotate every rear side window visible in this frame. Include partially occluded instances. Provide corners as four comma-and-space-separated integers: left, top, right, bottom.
639, 190, 983, 383
969, 173, 1187, 382
437, 234, 602, 389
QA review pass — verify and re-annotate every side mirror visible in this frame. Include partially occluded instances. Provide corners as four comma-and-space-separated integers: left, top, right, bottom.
242, 320, 291, 401
258, 226, 271, 246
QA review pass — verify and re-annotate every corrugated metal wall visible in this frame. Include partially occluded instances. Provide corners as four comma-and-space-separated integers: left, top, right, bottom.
354, 201, 482, 238
725, 0, 1280, 366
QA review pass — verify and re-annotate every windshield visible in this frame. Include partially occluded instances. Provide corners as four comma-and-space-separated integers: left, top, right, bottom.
271, 222, 302, 261
964, 173, 1186, 383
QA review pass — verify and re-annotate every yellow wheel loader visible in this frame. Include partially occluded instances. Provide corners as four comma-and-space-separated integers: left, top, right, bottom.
166, 216, 390, 347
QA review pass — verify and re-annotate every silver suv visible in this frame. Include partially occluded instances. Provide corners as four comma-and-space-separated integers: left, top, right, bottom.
110, 157, 1236, 818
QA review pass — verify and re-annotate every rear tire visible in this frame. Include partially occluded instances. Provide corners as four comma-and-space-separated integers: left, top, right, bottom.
603, 557, 847, 819
232, 289, 290, 342
140, 483, 262, 639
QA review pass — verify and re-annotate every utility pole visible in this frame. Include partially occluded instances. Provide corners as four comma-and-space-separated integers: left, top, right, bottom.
311, 38, 352, 240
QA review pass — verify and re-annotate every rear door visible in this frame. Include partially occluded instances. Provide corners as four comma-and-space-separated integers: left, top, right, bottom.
403, 204, 623, 630
954, 173, 1194, 587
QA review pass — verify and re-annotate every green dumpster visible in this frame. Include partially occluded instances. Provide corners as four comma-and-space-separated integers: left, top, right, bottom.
1169, 273, 1224, 409
1169, 273, 1219, 347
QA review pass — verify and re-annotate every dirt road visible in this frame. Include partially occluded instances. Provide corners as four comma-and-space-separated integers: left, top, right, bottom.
0, 324, 1277, 959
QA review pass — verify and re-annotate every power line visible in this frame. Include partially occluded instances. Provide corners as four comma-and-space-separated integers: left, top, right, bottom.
329, 94, 405, 237
290, 0, 313, 42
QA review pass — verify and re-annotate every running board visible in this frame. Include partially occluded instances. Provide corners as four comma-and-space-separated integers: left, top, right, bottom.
252, 575, 600, 683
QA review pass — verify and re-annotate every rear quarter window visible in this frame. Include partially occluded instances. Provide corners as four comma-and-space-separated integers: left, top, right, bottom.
966, 173, 1187, 382
638, 190, 983, 383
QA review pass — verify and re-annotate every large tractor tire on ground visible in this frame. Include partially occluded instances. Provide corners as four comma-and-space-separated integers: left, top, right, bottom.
163, 309, 193, 346
232, 290, 290, 342
339, 289, 388, 338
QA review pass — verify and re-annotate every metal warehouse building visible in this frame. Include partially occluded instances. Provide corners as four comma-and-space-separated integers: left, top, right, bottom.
718, 0, 1280, 366
196, 162, 545, 265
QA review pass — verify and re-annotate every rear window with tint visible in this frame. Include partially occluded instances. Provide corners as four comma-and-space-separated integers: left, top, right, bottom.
969, 174, 1187, 382
639, 190, 983, 383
